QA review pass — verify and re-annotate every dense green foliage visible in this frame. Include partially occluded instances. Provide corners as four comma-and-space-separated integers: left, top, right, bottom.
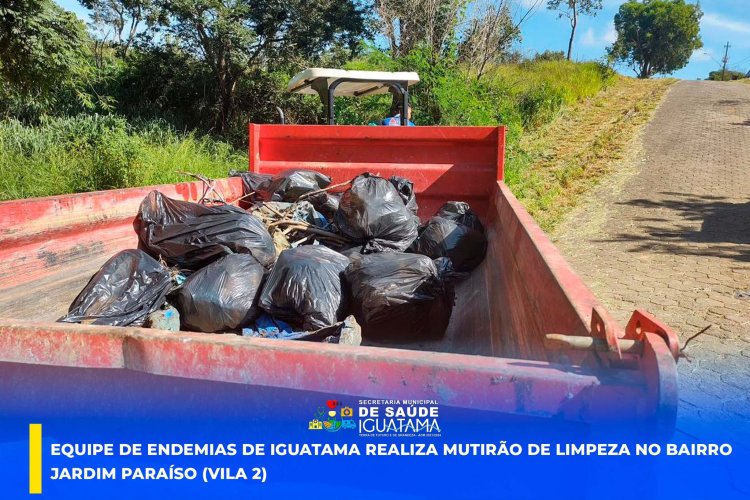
160, 0, 368, 133
0, 0, 619, 201
94, 45, 322, 146
707, 69, 746, 81
0, 0, 91, 117
608, 0, 702, 79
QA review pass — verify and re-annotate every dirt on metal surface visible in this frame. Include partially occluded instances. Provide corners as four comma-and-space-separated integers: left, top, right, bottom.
0, 318, 653, 421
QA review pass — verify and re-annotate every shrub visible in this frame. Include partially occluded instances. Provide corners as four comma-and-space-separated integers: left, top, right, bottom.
533, 50, 566, 62
0, 115, 246, 201
707, 70, 746, 81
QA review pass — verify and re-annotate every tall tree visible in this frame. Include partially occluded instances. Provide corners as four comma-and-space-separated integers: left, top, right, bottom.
159, 0, 368, 133
375, 0, 465, 58
608, 0, 702, 79
79, 0, 163, 57
546, 0, 602, 61
0, 0, 90, 100
458, 0, 540, 80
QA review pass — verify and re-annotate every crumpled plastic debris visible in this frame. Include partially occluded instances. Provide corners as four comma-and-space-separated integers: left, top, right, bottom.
134, 190, 276, 270
257, 201, 329, 228
144, 304, 181, 331
242, 314, 361, 344
59, 249, 173, 327
246, 313, 297, 337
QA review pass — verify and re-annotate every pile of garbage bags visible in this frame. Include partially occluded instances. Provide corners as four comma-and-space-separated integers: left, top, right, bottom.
60, 169, 488, 344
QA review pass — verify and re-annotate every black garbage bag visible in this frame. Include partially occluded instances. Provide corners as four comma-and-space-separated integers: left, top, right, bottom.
311, 192, 340, 220
436, 201, 484, 231
432, 256, 468, 284
389, 175, 418, 215
335, 173, 419, 253
59, 249, 172, 327
229, 170, 273, 203
259, 245, 349, 330
258, 170, 331, 202
344, 253, 454, 342
409, 201, 487, 272
135, 191, 276, 270
174, 254, 265, 333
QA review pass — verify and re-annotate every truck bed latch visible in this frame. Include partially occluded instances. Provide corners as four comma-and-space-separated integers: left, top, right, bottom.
625, 309, 680, 361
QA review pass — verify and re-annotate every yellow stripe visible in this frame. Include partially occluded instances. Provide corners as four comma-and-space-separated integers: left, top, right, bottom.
29, 423, 42, 494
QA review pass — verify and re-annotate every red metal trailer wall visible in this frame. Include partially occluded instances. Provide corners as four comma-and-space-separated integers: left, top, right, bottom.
249, 124, 504, 218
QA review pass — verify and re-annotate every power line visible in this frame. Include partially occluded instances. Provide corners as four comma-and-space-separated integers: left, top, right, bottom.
720, 41, 730, 81
703, 51, 724, 67
733, 53, 750, 67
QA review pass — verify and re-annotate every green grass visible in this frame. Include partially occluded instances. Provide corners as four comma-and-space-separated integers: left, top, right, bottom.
0, 115, 246, 201
485, 61, 613, 103
483, 60, 614, 128
503, 76, 675, 231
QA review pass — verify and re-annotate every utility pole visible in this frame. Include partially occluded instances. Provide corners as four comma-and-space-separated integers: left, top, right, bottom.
721, 42, 731, 81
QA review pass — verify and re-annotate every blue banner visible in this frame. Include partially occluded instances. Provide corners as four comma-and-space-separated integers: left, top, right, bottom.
1, 367, 748, 499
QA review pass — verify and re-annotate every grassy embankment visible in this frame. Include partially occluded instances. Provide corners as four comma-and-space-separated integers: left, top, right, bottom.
505, 76, 675, 231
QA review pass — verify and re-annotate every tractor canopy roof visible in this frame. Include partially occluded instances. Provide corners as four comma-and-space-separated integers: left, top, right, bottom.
287, 68, 420, 97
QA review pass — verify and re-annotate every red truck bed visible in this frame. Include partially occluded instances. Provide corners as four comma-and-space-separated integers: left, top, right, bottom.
0, 125, 679, 431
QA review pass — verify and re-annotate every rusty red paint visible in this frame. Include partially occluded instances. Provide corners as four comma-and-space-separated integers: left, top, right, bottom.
0, 320, 651, 421
0, 178, 244, 291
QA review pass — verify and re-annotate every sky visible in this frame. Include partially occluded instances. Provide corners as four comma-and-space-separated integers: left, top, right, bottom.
57, 0, 750, 80
514, 0, 750, 79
